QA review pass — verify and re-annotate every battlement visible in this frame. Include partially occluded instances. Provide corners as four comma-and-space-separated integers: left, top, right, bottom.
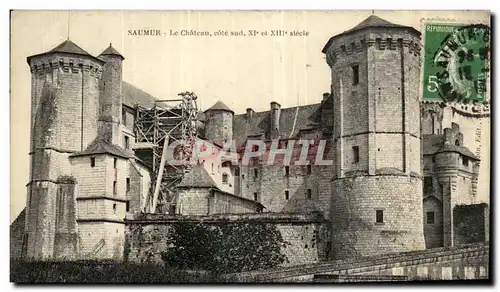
421, 100, 490, 118
325, 32, 421, 66
29, 55, 103, 79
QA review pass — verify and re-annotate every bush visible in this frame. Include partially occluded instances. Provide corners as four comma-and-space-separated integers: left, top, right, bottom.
10, 260, 215, 284
161, 221, 289, 275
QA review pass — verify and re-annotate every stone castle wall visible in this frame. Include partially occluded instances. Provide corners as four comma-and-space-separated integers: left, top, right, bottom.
331, 175, 425, 259
124, 213, 330, 266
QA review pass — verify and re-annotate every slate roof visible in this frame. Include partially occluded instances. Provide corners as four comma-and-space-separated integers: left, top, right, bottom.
232, 103, 322, 143
177, 165, 266, 210
27, 39, 103, 63
205, 101, 234, 114
100, 43, 125, 60
422, 134, 479, 160
70, 138, 131, 159
48, 39, 93, 56
122, 81, 161, 108
10, 208, 25, 229
177, 164, 218, 188
322, 15, 420, 53
343, 15, 410, 34
10, 208, 26, 259
435, 143, 479, 160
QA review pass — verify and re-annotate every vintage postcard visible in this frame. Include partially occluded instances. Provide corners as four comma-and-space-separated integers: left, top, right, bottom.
10, 10, 491, 283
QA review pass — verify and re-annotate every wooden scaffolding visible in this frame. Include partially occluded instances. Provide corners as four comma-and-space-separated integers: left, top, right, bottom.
134, 92, 198, 213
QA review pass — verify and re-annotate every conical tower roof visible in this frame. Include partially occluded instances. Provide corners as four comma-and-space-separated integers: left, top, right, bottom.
322, 15, 419, 53
99, 43, 125, 60
48, 39, 93, 56
205, 100, 234, 114
344, 15, 409, 34
27, 39, 102, 63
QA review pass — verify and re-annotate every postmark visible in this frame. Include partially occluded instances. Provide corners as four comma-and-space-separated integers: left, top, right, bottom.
422, 22, 490, 103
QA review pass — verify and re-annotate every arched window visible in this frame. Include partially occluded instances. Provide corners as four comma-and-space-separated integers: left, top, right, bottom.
222, 173, 229, 184
455, 139, 460, 146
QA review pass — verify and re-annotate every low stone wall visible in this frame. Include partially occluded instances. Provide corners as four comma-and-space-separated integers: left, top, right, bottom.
227, 243, 489, 282
124, 212, 330, 266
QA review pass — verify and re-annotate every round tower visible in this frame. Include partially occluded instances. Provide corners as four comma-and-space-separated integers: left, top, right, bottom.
98, 43, 124, 146
25, 39, 103, 260
323, 15, 425, 259
204, 101, 234, 144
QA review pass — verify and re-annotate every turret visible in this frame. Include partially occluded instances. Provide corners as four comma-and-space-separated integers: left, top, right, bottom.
433, 123, 480, 247
98, 43, 124, 145
204, 101, 234, 144
323, 15, 425, 259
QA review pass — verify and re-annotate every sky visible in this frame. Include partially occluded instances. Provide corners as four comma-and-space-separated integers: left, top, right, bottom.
10, 10, 490, 222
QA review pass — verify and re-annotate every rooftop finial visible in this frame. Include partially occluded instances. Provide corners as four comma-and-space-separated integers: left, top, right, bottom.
67, 11, 71, 40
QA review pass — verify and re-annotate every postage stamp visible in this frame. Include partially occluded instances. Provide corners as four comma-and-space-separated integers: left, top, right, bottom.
422, 21, 490, 103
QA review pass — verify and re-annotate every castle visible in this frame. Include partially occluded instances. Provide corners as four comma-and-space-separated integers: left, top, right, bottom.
12, 15, 489, 263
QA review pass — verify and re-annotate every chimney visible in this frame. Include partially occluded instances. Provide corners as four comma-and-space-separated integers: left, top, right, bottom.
246, 108, 254, 120
270, 101, 281, 139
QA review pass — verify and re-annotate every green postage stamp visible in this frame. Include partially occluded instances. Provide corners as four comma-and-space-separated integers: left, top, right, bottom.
422, 21, 490, 103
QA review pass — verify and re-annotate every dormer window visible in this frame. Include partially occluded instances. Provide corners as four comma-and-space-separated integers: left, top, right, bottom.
222, 173, 229, 184
455, 139, 460, 146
